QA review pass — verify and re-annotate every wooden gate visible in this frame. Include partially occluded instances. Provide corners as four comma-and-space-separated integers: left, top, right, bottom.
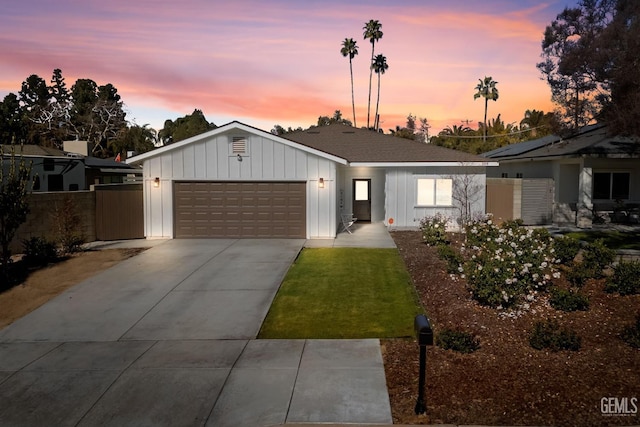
95, 183, 144, 240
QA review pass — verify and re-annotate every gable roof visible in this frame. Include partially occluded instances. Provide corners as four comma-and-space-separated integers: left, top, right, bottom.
1, 144, 66, 157
127, 121, 347, 165
127, 120, 495, 167
284, 123, 495, 166
483, 124, 640, 161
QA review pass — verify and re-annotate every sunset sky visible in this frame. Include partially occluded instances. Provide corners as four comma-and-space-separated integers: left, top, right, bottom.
1, 0, 578, 136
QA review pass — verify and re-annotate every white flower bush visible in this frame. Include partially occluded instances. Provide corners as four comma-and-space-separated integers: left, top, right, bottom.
454, 218, 559, 309
419, 213, 450, 246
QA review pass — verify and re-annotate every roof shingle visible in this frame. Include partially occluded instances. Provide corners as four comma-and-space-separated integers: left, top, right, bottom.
284, 124, 490, 163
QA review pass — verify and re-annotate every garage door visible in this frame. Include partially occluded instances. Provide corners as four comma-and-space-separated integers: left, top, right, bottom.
174, 181, 306, 238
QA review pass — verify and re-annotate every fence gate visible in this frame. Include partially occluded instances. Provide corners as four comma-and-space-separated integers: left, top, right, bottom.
95, 183, 144, 240
521, 179, 554, 225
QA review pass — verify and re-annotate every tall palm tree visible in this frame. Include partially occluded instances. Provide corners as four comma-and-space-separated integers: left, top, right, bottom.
340, 38, 359, 127
363, 20, 383, 129
473, 76, 499, 144
372, 54, 388, 131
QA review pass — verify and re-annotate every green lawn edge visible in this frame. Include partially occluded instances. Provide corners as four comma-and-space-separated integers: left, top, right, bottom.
258, 247, 423, 339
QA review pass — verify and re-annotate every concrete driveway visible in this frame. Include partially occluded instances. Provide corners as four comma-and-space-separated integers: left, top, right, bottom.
0, 239, 393, 426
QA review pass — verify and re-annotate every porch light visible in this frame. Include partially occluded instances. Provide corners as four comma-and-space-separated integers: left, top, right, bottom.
318, 178, 325, 188
154, 177, 160, 188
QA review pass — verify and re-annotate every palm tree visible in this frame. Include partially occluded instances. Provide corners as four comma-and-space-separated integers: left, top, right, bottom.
340, 38, 359, 127
473, 76, 499, 144
372, 54, 388, 131
363, 20, 383, 129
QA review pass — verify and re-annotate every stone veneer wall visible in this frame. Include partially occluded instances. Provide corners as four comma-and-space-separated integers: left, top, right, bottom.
9, 191, 96, 254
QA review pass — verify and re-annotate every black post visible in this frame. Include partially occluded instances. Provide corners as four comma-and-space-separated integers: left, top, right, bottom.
414, 314, 432, 415
415, 344, 427, 414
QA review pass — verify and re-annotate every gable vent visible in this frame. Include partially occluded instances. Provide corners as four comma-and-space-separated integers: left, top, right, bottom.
232, 136, 247, 154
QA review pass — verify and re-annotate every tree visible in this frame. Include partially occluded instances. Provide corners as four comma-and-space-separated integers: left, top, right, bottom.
110, 124, 157, 158
363, 20, 383, 129
597, 0, 640, 136
473, 76, 499, 144
49, 68, 69, 104
418, 118, 431, 143
158, 109, 216, 145
450, 163, 483, 226
372, 54, 388, 131
537, 0, 614, 131
18, 74, 49, 112
520, 109, 554, 138
0, 94, 24, 143
316, 110, 352, 127
340, 38, 359, 127
0, 141, 32, 283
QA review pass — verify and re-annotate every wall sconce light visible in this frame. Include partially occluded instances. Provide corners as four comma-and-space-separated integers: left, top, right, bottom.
237, 154, 243, 162
318, 177, 325, 188
154, 177, 160, 188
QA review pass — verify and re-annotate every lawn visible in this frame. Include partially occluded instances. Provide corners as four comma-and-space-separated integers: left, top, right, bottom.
258, 247, 423, 339
564, 229, 640, 250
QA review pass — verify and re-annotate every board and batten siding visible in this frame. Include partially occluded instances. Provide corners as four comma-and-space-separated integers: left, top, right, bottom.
385, 167, 487, 229
142, 132, 337, 239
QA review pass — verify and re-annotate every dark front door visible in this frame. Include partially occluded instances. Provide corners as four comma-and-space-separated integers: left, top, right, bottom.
353, 179, 371, 221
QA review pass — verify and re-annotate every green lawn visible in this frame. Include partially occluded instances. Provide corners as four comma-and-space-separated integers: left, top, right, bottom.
564, 229, 640, 250
258, 247, 423, 339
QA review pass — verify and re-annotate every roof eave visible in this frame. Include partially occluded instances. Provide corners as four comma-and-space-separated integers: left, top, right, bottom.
349, 161, 498, 167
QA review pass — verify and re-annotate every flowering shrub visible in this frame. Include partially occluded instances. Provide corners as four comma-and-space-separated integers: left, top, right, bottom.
419, 214, 449, 246
606, 259, 640, 295
552, 235, 581, 265
459, 218, 558, 308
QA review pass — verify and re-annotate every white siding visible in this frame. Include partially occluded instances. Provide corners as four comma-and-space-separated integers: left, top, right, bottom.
142, 129, 337, 239
338, 166, 386, 223
386, 166, 487, 230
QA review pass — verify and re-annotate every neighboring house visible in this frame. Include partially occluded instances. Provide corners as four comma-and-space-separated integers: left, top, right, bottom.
1, 145, 85, 191
127, 121, 496, 239
483, 124, 640, 227
1, 144, 142, 191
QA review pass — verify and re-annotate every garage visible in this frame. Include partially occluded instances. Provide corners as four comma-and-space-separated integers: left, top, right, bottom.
174, 181, 306, 238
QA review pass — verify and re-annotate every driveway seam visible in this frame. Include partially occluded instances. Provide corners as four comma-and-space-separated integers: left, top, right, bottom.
116, 239, 239, 341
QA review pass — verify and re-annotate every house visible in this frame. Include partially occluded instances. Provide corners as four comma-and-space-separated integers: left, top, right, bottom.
127, 121, 496, 239
483, 124, 640, 227
1, 144, 141, 191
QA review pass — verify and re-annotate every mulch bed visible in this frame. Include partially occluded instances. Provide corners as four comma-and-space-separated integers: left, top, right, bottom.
383, 231, 639, 426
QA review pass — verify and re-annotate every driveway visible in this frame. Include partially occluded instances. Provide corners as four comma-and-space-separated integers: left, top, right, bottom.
0, 239, 392, 426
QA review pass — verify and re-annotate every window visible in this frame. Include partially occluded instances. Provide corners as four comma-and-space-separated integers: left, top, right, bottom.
231, 136, 247, 154
417, 178, 452, 206
593, 172, 630, 200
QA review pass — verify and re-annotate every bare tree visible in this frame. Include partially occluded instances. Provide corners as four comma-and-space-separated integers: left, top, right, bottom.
450, 163, 484, 226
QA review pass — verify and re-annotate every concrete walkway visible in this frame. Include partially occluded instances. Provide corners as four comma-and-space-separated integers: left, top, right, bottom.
0, 237, 394, 426
305, 222, 397, 248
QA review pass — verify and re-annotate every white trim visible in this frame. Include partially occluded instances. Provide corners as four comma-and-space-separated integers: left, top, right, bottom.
350, 161, 498, 167
127, 121, 348, 165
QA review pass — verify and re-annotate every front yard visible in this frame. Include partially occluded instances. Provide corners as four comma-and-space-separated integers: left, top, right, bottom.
385, 230, 639, 426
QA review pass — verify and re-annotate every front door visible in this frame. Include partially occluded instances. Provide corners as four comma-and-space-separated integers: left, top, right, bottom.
353, 179, 371, 221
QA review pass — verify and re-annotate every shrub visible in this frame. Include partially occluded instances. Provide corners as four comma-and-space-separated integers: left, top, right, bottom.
529, 319, 581, 352
419, 214, 449, 246
605, 259, 640, 295
549, 287, 589, 311
54, 196, 85, 255
580, 239, 616, 278
553, 235, 581, 265
620, 314, 640, 349
461, 218, 558, 308
437, 244, 463, 274
565, 262, 594, 287
22, 236, 58, 267
436, 328, 480, 353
